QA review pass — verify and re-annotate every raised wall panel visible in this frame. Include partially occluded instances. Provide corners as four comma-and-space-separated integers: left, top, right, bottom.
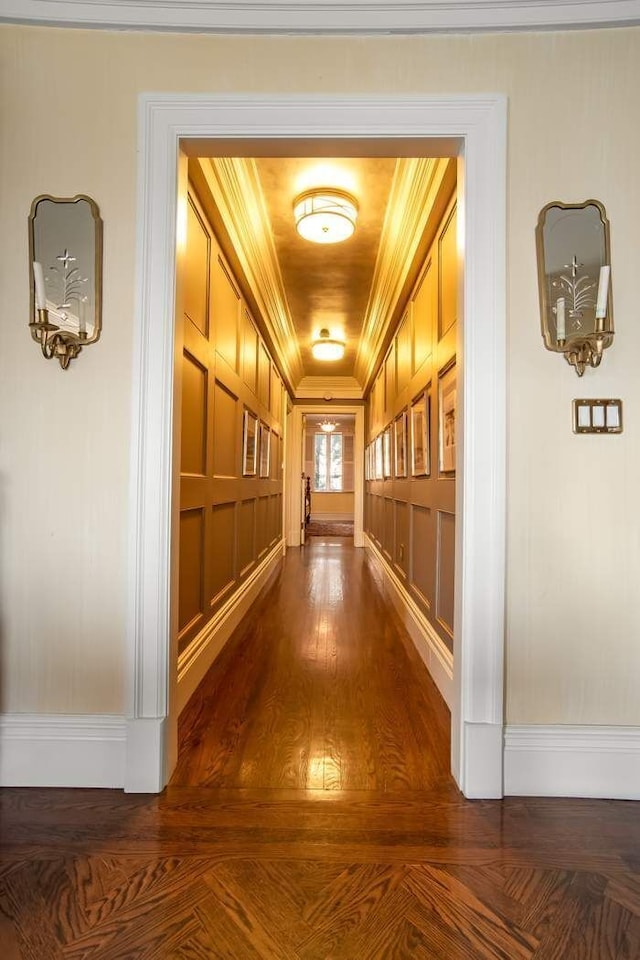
257, 496, 270, 558
396, 312, 411, 395
213, 380, 238, 478
241, 310, 258, 394
238, 498, 256, 577
439, 204, 458, 340
210, 502, 236, 606
394, 500, 409, 578
271, 368, 282, 424
383, 497, 394, 558
184, 199, 209, 336
213, 253, 239, 371
258, 342, 271, 409
410, 504, 434, 609
181, 351, 207, 475
412, 258, 434, 376
384, 348, 395, 418
436, 510, 455, 649
178, 508, 204, 634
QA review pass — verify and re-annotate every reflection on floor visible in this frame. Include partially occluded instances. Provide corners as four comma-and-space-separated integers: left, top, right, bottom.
1, 540, 639, 958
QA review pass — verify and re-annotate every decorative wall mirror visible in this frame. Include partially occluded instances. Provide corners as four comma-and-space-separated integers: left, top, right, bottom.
536, 199, 613, 376
28, 195, 103, 369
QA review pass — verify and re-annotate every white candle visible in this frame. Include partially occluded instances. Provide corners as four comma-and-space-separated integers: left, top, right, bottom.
79, 298, 87, 335
595, 265, 610, 319
556, 297, 566, 341
33, 261, 46, 310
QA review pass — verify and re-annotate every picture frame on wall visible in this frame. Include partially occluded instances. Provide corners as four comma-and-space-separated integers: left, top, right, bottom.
374, 434, 383, 480
394, 412, 407, 478
411, 391, 430, 477
259, 422, 271, 478
438, 362, 457, 474
383, 425, 392, 478
242, 409, 258, 476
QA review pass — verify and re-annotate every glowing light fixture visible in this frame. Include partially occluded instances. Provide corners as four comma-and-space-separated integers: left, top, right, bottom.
320, 420, 337, 433
293, 189, 358, 244
311, 328, 345, 362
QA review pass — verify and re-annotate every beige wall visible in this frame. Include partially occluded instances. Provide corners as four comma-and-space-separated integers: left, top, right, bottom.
1, 25, 639, 724
312, 492, 355, 517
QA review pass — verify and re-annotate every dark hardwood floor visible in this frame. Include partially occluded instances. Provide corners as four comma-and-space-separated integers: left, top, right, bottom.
1, 539, 639, 958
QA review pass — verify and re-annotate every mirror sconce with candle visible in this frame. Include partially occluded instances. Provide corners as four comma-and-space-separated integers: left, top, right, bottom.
536, 199, 613, 376
28, 195, 103, 370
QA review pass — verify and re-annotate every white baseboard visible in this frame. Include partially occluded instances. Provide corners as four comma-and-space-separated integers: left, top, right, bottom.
504, 725, 640, 799
0, 714, 126, 788
364, 534, 453, 708
176, 538, 284, 714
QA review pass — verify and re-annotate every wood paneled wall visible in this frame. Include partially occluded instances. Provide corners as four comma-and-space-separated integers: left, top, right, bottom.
365, 190, 457, 653
178, 188, 288, 655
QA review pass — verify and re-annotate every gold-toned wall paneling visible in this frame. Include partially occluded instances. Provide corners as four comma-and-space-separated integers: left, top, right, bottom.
436, 510, 456, 640
178, 509, 205, 637
238, 498, 257, 578
412, 258, 435, 377
365, 185, 457, 654
212, 379, 238, 478
184, 199, 210, 336
181, 352, 207, 476
212, 253, 240, 373
178, 183, 287, 662
242, 309, 258, 395
210, 501, 236, 607
410, 503, 433, 609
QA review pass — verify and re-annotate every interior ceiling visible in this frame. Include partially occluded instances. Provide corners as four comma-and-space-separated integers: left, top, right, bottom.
253, 157, 397, 380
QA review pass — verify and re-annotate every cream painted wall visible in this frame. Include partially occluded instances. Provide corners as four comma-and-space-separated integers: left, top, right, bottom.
1, 24, 639, 724
311, 493, 355, 517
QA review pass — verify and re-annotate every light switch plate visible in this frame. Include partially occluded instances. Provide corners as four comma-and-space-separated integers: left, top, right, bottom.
573, 398, 623, 434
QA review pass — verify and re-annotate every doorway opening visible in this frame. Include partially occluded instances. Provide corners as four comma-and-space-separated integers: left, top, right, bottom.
126, 95, 507, 798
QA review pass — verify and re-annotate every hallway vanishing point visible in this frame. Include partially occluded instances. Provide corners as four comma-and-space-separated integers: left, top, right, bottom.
1, 539, 639, 957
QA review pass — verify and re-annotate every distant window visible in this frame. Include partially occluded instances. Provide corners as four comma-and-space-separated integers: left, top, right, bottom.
314, 432, 343, 491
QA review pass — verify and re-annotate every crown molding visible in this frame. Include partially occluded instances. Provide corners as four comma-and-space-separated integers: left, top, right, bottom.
295, 376, 363, 400
194, 157, 304, 390
354, 156, 452, 390
2, 1, 639, 34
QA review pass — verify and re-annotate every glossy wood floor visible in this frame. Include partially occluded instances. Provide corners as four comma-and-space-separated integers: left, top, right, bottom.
1, 539, 639, 958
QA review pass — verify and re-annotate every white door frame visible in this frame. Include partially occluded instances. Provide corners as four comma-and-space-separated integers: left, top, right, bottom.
126, 94, 507, 797
286, 405, 365, 549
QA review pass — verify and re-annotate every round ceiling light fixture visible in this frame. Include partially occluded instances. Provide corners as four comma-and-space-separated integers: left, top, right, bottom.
293, 189, 358, 244
311, 328, 345, 362
320, 420, 338, 433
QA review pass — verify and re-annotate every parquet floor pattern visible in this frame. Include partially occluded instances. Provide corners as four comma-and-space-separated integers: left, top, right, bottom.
1, 541, 639, 958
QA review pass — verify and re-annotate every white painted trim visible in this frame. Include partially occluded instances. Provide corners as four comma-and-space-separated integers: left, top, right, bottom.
177, 539, 284, 714
365, 534, 453, 708
2, 1, 639, 34
0, 714, 126, 788
129, 94, 506, 796
504, 725, 640, 800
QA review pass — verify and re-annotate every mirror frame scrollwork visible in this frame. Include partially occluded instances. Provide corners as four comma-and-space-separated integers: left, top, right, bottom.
28, 194, 103, 370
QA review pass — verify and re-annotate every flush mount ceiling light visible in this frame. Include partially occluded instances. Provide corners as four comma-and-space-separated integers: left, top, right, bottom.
320, 420, 337, 433
311, 328, 345, 362
293, 189, 358, 244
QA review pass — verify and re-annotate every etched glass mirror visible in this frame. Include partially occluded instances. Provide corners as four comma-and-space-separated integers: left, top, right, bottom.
536, 200, 613, 376
28, 195, 102, 368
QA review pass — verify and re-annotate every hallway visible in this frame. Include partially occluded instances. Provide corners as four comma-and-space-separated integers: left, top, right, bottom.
171, 538, 451, 792
1, 540, 640, 957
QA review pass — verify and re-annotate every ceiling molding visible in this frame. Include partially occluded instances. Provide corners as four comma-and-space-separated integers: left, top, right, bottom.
2, 1, 639, 34
354, 156, 452, 390
295, 376, 363, 400
197, 157, 305, 390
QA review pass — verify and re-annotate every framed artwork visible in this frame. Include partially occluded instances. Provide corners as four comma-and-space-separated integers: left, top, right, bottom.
438, 363, 457, 474
394, 412, 407, 478
383, 425, 392, 478
259, 422, 271, 478
374, 434, 383, 480
411, 391, 430, 477
242, 409, 258, 476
